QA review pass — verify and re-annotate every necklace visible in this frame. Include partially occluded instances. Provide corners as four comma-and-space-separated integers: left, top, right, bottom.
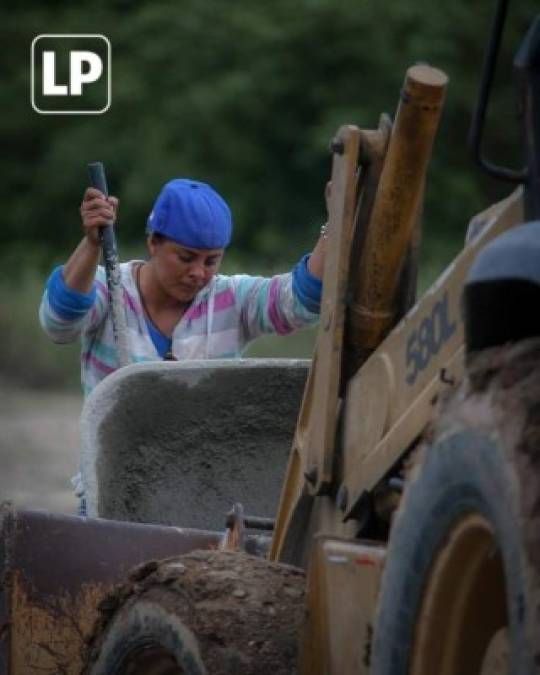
135, 263, 159, 329
136, 263, 176, 361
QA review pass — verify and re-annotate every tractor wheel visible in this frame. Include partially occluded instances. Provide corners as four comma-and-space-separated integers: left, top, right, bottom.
83, 549, 305, 675
372, 339, 540, 675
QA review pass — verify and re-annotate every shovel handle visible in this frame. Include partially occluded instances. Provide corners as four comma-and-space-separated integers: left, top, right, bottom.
88, 162, 109, 198
87, 162, 130, 368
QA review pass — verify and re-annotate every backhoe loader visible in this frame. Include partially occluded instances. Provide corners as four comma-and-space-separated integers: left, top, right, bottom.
1, 0, 539, 672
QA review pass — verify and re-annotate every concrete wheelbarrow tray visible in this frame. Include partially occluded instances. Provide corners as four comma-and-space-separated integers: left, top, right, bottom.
81, 358, 309, 530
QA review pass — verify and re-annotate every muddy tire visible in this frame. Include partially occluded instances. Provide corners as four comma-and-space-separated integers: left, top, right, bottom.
83, 549, 305, 675
372, 339, 540, 675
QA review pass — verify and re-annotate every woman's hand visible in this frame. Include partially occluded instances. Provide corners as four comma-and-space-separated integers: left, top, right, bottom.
306, 181, 331, 280
80, 187, 119, 245
63, 189, 119, 293
325, 180, 332, 218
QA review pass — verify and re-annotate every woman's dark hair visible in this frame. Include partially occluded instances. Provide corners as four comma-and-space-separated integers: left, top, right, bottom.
148, 232, 167, 244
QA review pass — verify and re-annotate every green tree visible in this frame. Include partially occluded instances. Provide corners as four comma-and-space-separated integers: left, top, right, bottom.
1, 0, 536, 274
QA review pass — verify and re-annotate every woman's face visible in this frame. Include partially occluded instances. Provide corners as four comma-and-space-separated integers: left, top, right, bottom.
148, 236, 224, 303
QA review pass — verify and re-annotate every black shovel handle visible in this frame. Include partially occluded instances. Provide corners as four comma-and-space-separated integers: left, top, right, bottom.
87, 161, 114, 247
88, 161, 109, 198
87, 161, 130, 367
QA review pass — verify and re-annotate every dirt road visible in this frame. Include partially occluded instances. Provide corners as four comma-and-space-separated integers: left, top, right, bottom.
0, 381, 82, 513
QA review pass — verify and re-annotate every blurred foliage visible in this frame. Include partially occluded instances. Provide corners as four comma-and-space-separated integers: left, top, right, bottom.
0, 273, 80, 389
2, 0, 536, 276
0, 0, 536, 389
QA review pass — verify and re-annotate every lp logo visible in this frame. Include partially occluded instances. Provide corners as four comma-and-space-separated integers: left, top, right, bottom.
31, 34, 111, 114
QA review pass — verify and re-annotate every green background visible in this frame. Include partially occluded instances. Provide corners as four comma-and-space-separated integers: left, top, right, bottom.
1, 0, 536, 389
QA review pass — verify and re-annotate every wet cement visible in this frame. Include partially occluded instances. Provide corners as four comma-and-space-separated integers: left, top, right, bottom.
82, 360, 308, 530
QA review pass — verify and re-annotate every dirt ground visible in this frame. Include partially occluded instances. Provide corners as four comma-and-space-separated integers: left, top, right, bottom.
0, 380, 82, 514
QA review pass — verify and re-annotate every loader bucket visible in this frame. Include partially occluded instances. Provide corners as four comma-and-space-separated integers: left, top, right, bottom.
81, 358, 309, 529
0, 503, 225, 675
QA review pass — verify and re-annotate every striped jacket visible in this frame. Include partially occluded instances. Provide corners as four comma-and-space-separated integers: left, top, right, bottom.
39, 259, 320, 397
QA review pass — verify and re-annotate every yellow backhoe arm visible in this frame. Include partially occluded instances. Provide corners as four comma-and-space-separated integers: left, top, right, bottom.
270, 64, 448, 565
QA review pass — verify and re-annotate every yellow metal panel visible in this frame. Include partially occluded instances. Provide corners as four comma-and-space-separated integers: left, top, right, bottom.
270, 125, 361, 562
301, 537, 386, 674
343, 188, 524, 513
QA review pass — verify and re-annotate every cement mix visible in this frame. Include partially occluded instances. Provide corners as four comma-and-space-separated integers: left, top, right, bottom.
81, 359, 308, 530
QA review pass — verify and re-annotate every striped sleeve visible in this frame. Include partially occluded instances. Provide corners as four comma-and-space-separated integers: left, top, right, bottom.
231, 269, 319, 342
292, 254, 322, 313
82, 266, 110, 333
39, 265, 109, 343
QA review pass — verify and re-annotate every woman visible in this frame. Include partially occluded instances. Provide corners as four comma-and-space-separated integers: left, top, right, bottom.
40, 178, 326, 398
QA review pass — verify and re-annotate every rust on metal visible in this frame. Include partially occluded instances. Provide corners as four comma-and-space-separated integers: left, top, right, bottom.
1, 504, 222, 675
220, 502, 246, 552
220, 503, 274, 554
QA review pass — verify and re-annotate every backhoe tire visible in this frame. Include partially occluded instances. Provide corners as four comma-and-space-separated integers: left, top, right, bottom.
372, 339, 540, 675
83, 549, 305, 675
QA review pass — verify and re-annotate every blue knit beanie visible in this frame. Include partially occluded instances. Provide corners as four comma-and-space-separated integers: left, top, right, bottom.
147, 179, 232, 249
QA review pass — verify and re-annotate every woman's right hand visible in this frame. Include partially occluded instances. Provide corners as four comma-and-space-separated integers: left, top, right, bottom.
80, 188, 119, 245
